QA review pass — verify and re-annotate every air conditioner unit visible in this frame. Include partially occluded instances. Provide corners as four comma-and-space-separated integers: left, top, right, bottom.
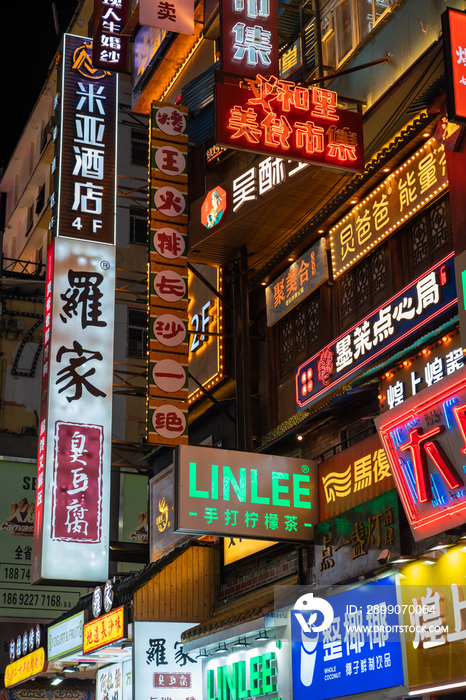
4, 317, 25, 332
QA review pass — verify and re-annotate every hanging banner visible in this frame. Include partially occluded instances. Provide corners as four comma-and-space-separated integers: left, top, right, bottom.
216, 78, 364, 171
442, 7, 466, 125
149, 102, 189, 446
93, 0, 129, 72
140, 0, 194, 35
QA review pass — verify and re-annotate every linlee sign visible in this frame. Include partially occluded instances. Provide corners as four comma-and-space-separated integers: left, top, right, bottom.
175, 445, 318, 542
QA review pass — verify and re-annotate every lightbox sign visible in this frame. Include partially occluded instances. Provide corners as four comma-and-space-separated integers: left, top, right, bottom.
140, 0, 194, 35
149, 466, 192, 563
50, 34, 117, 245
32, 237, 115, 584
296, 252, 457, 413
4, 648, 47, 688
222, 0, 279, 78
380, 331, 464, 412
291, 576, 407, 700
175, 444, 318, 542
216, 77, 364, 171
329, 140, 447, 278
149, 101, 189, 446
48, 611, 84, 661
97, 661, 132, 700
266, 237, 328, 326
134, 26, 169, 88
83, 606, 126, 654
315, 489, 400, 586
375, 364, 466, 541
279, 38, 301, 79
93, 0, 129, 72
204, 639, 289, 700
134, 621, 201, 700
442, 8, 466, 125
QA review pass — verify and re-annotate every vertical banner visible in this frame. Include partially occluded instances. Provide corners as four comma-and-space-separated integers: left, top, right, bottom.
222, 0, 279, 78
93, 0, 130, 72
33, 34, 117, 583
442, 7, 466, 125
139, 0, 194, 35
148, 102, 189, 446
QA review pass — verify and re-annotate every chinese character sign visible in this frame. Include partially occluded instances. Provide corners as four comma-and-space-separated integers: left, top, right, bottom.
50, 34, 118, 245
266, 237, 328, 326
375, 364, 466, 542
93, 0, 129, 72
216, 77, 364, 171
291, 576, 406, 700
140, 0, 194, 35
329, 142, 448, 278
315, 489, 400, 586
442, 8, 466, 125
83, 607, 126, 653
149, 102, 189, 446
296, 253, 457, 413
32, 238, 115, 584
134, 621, 201, 700
175, 444, 318, 542
222, 0, 279, 77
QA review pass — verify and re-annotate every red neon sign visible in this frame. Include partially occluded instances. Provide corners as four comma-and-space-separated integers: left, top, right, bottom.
375, 365, 466, 541
216, 76, 364, 171
442, 8, 466, 125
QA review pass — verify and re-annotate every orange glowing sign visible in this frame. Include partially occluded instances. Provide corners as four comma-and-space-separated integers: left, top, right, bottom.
216, 76, 364, 171
5, 648, 47, 687
83, 606, 125, 654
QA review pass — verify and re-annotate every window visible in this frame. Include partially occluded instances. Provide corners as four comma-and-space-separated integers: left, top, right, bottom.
404, 194, 451, 276
127, 308, 148, 359
26, 204, 34, 235
130, 208, 148, 245
131, 129, 149, 166
36, 184, 45, 215
339, 246, 387, 328
278, 290, 321, 377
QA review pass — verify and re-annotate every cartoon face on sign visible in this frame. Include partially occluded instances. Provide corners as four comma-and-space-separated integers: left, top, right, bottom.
201, 187, 228, 229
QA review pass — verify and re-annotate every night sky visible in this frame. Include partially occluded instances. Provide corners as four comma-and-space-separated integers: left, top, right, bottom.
1, 0, 81, 171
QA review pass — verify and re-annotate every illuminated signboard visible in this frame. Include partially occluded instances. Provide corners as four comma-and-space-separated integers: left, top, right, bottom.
201, 187, 228, 229
442, 8, 466, 125
315, 489, 400, 585
83, 606, 126, 654
188, 264, 224, 403
50, 34, 117, 245
93, 0, 129, 72
279, 38, 302, 79
204, 639, 289, 700
149, 466, 192, 563
48, 612, 84, 661
291, 575, 407, 700
329, 140, 447, 278
4, 648, 47, 688
380, 331, 464, 412
175, 444, 318, 542
296, 253, 457, 413
222, 0, 279, 78
140, 0, 194, 35
97, 661, 132, 700
33, 238, 115, 584
265, 237, 328, 326
216, 77, 364, 171
318, 432, 395, 520
134, 26, 169, 88
149, 101, 189, 446
375, 364, 466, 541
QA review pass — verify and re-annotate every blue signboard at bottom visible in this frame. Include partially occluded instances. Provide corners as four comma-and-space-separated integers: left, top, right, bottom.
291, 575, 406, 700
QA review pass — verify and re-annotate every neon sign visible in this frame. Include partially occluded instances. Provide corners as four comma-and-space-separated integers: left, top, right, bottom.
375, 364, 466, 541
216, 76, 364, 171
222, 0, 278, 77
442, 8, 466, 125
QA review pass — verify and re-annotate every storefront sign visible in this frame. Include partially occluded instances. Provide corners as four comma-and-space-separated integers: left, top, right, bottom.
175, 445, 318, 542
149, 101, 189, 446
315, 489, 400, 585
442, 8, 466, 125
83, 606, 126, 654
399, 546, 466, 691
375, 364, 466, 541
50, 34, 118, 245
266, 237, 328, 326
291, 575, 407, 700
222, 0, 279, 78
93, 0, 129, 72
134, 621, 201, 700
97, 661, 132, 700
224, 537, 276, 565
140, 0, 194, 35
318, 433, 395, 520
296, 252, 457, 412
380, 332, 464, 412
201, 187, 228, 229
279, 38, 301, 79
134, 26, 169, 88
216, 78, 364, 171
204, 639, 288, 700
188, 264, 224, 403
149, 466, 192, 563
329, 140, 447, 278
48, 612, 84, 661
4, 648, 47, 688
